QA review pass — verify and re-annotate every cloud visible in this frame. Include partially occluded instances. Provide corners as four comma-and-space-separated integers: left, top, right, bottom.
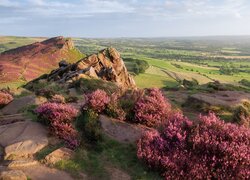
1, 0, 250, 37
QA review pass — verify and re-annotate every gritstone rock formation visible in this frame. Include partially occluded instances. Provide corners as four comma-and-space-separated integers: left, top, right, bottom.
46, 47, 136, 89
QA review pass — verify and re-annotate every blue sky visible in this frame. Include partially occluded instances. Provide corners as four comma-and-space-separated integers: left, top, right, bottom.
0, 0, 250, 37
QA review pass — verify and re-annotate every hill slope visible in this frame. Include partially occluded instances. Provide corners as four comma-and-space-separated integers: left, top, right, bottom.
0, 36, 84, 83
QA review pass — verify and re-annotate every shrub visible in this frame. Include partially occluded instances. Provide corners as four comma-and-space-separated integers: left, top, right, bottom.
77, 109, 102, 142
0, 90, 13, 107
65, 96, 79, 103
84, 89, 110, 113
233, 101, 250, 128
134, 88, 171, 127
72, 78, 119, 94
51, 120, 79, 149
119, 89, 144, 121
105, 93, 126, 121
35, 102, 79, 149
137, 113, 250, 179
35, 102, 78, 124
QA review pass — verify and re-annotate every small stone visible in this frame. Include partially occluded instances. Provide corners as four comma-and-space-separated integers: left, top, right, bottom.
0, 170, 26, 180
59, 60, 69, 67
44, 147, 73, 165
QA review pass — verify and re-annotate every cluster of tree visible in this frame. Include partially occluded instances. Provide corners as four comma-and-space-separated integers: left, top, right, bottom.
123, 58, 149, 75
239, 79, 250, 87
219, 64, 239, 75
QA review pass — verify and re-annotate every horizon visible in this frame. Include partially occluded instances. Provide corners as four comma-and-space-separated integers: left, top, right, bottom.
2, 34, 250, 39
1, 0, 250, 37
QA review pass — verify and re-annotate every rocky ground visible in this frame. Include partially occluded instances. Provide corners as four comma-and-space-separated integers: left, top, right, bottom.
0, 95, 136, 180
0, 96, 75, 179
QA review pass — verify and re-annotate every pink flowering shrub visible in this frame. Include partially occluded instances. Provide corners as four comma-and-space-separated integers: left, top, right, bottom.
137, 112, 250, 179
84, 89, 110, 113
35, 102, 78, 124
134, 88, 171, 127
36, 102, 79, 149
51, 121, 79, 149
0, 90, 13, 107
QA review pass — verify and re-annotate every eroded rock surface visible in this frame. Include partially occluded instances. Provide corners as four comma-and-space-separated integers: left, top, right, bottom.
46, 47, 136, 89
99, 115, 151, 143
0, 95, 46, 115
0, 170, 26, 180
0, 120, 48, 160
44, 147, 73, 165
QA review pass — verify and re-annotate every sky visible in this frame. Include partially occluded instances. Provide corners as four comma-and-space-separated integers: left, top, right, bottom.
1, 0, 250, 37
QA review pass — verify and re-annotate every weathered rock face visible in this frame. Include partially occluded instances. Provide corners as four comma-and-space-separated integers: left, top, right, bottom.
46, 47, 136, 89
0, 36, 84, 83
0, 170, 27, 180
44, 147, 73, 165
0, 120, 48, 160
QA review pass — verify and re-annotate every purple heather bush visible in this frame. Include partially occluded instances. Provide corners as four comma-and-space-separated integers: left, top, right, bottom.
35, 102, 78, 124
36, 102, 79, 149
134, 88, 171, 127
84, 89, 110, 113
137, 112, 250, 179
0, 90, 13, 107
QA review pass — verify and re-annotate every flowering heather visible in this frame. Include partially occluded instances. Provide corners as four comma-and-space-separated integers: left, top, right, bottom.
134, 88, 171, 127
0, 91, 13, 107
35, 102, 78, 124
35, 102, 79, 149
137, 112, 250, 179
51, 120, 79, 149
84, 89, 110, 112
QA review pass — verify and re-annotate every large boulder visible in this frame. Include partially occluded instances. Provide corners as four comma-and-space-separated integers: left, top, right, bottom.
99, 115, 152, 143
0, 121, 48, 160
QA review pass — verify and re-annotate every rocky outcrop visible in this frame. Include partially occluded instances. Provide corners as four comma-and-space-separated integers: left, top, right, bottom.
0, 120, 48, 160
0, 36, 84, 83
46, 47, 136, 89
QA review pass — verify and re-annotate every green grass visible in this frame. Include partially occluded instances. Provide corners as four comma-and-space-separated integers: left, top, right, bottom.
55, 137, 162, 180
134, 73, 178, 88
0, 81, 26, 89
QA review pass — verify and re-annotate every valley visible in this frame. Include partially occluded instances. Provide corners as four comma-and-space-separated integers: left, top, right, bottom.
0, 36, 250, 179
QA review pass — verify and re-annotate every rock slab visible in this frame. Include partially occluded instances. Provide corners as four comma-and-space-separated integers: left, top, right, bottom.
44, 147, 73, 165
99, 115, 151, 143
0, 170, 26, 180
0, 120, 48, 160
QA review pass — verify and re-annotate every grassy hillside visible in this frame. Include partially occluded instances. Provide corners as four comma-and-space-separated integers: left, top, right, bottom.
1, 36, 250, 89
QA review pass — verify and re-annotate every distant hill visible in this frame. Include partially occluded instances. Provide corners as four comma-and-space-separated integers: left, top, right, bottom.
0, 36, 84, 83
